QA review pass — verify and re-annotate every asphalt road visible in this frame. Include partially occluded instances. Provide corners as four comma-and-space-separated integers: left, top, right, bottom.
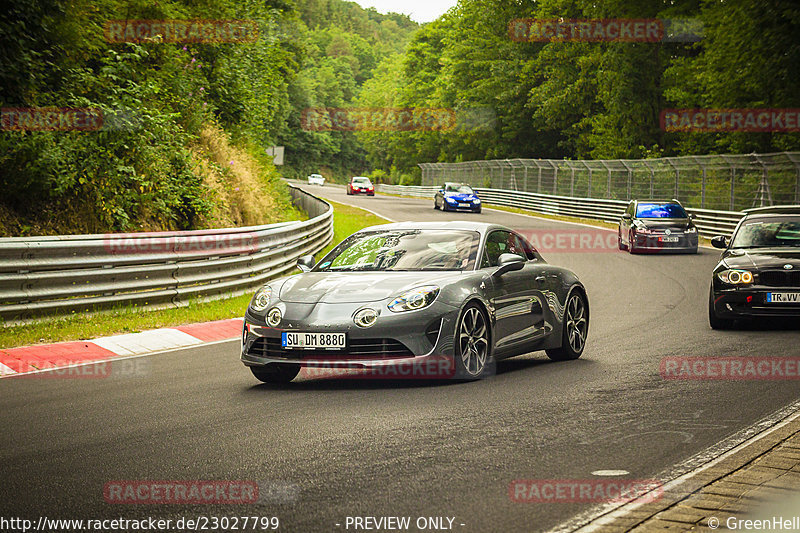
2, 184, 799, 532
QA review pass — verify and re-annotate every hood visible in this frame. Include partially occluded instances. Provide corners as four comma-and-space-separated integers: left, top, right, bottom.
635, 218, 692, 231
722, 248, 800, 270
445, 192, 478, 201
278, 271, 464, 304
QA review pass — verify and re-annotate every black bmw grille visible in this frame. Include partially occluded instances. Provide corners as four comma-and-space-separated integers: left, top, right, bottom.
759, 270, 800, 287
248, 337, 413, 359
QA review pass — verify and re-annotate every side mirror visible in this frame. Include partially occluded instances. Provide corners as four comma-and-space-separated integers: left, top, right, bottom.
493, 253, 525, 276
297, 254, 316, 272
710, 236, 729, 249
438, 189, 444, 194
689, 213, 697, 220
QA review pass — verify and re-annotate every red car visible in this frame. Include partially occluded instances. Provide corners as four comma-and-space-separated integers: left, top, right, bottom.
347, 176, 374, 196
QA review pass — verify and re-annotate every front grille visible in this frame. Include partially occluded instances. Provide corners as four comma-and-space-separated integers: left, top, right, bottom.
248, 337, 413, 359
759, 270, 800, 287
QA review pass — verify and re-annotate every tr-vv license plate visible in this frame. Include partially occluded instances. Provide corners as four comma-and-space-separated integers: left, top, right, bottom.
766, 292, 800, 304
659, 236, 679, 242
282, 332, 346, 349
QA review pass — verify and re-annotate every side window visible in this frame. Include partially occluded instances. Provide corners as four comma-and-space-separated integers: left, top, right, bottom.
511, 233, 537, 261
481, 231, 511, 268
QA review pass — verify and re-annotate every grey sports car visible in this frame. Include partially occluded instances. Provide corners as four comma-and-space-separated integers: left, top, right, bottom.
241, 221, 589, 383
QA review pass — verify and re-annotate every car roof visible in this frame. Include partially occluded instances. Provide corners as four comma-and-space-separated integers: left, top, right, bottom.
742, 205, 800, 215
633, 199, 683, 205
359, 221, 507, 235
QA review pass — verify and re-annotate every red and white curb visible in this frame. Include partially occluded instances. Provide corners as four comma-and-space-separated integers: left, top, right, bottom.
0, 318, 243, 377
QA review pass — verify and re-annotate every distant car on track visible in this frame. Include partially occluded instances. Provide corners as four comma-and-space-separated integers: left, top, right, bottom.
347, 176, 374, 196
434, 183, 481, 213
708, 205, 800, 329
307, 173, 325, 186
241, 221, 589, 383
618, 199, 698, 253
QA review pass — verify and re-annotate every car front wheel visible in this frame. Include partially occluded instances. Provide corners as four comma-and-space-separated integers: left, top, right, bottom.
250, 364, 300, 383
454, 304, 494, 379
708, 288, 735, 330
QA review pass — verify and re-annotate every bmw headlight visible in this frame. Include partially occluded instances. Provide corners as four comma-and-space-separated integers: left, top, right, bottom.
388, 286, 440, 313
251, 286, 272, 311
717, 269, 753, 285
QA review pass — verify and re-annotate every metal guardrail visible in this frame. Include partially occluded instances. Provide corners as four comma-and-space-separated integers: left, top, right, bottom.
376, 183, 745, 237
0, 185, 333, 322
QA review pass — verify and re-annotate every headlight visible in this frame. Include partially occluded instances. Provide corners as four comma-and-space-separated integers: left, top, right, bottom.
686, 226, 697, 233
354, 308, 379, 328
474, 198, 481, 204
388, 286, 440, 312
251, 286, 271, 311
717, 269, 753, 285
446, 197, 456, 203
633, 224, 650, 234
266, 307, 282, 327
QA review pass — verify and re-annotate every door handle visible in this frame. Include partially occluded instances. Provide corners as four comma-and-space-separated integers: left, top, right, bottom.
535, 275, 546, 284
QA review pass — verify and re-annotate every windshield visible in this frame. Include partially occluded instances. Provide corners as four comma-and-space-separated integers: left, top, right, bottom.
315, 229, 480, 271
731, 216, 800, 248
445, 184, 475, 195
352, 178, 371, 185
636, 203, 688, 218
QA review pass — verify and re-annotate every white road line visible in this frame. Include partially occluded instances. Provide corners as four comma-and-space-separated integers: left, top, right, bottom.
92, 329, 204, 355
550, 398, 800, 533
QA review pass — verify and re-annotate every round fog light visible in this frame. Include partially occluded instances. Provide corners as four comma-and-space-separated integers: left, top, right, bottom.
267, 308, 282, 327
354, 308, 379, 328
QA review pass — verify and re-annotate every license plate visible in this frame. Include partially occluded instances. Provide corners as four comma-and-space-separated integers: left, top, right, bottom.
458, 203, 470, 208
282, 332, 346, 349
766, 292, 800, 304
659, 236, 679, 242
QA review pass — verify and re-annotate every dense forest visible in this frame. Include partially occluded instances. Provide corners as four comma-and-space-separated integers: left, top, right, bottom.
1, 0, 798, 235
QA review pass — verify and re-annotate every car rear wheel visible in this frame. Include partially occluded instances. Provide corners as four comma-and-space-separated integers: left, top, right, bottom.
546, 290, 588, 361
250, 364, 300, 383
454, 304, 494, 379
708, 288, 735, 330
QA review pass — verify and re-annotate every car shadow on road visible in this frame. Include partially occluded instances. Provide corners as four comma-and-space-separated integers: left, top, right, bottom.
729, 318, 800, 331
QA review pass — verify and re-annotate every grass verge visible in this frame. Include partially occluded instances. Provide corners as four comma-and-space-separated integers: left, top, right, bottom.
0, 198, 389, 349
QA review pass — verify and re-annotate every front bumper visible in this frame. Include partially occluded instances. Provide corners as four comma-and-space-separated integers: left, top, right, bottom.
711, 287, 800, 318
445, 201, 480, 212
241, 300, 461, 370
632, 232, 698, 253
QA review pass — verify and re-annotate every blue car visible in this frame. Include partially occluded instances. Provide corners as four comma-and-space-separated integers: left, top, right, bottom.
434, 183, 482, 213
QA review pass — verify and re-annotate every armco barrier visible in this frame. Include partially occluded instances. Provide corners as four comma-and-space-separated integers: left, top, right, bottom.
0, 185, 333, 321
375, 184, 745, 237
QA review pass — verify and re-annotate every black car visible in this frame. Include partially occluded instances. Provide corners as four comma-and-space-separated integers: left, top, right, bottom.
708, 206, 800, 329
241, 221, 589, 383
434, 183, 482, 213
618, 199, 699, 253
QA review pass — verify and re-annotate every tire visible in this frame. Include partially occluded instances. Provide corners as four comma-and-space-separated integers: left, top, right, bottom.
454, 304, 494, 379
434, 201, 440, 210
250, 364, 300, 383
475, 207, 482, 214
618, 228, 628, 250
442, 201, 449, 212
628, 230, 637, 254
708, 288, 735, 330
546, 289, 588, 361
